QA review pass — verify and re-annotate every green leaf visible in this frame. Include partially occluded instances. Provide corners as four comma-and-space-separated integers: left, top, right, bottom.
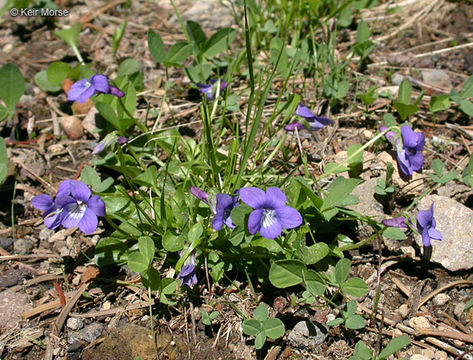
94, 237, 129, 267
54, 22, 81, 48
230, 203, 252, 228
326, 317, 344, 327
352, 340, 373, 360
160, 278, 176, 295
102, 195, 131, 214
323, 162, 350, 175
429, 95, 450, 113
162, 231, 185, 252
141, 267, 161, 291
133, 165, 158, 188
138, 236, 155, 265
464, 298, 473, 311
303, 269, 326, 296
334, 258, 351, 285
112, 21, 127, 56
0, 63, 25, 114
35, 71, 61, 92
148, 30, 166, 65
300, 242, 329, 265
203, 28, 236, 58
80, 166, 101, 189
96, 177, 114, 193
461, 75, 473, 99
341, 277, 368, 298
127, 252, 149, 273
255, 331, 266, 350
262, 318, 285, 339
463, 153, 473, 186
0, 105, 7, 121
345, 315, 365, 330
269, 259, 306, 288
377, 335, 410, 360
186, 20, 206, 46
432, 159, 444, 176
46, 61, 71, 87
321, 177, 362, 212
397, 79, 412, 104
188, 223, 203, 243
95, 101, 119, 127
393, 102, 418, 120
165, 42, 193, 67
251, 238, 284, 253
0, 138, 7, 185
356, 21, 370, 43
118, 59, 141, 76
254, 304, 268, 322
459, 99, 473, 117
242, 319, 261, 336
383, 227, 407, 240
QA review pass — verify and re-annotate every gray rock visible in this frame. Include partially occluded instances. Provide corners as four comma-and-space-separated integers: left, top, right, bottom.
349, 178, 385, 221
0, 290, 32, 330
171, 0, 234, 30
39, 228, 55, 242
421, 69, 452, 89
415, 195, 473, 271
0, 236, 13, 252
287, 321, 328, 350
68, 323, 103, 344
14, 238, 34, 255
66, 318, 84, 331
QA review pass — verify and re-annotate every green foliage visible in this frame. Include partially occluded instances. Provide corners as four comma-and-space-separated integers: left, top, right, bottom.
112, 21, 127, 56
242, 304, 285, 350
0, 138, 8, 185
393, 79, 424, 120
428, 159, 458, 185
0, 63, 25, 121
200, 310, 219, 326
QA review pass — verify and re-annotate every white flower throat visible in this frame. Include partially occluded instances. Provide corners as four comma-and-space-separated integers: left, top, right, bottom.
261, 209, 277, 228
67, 200, 87, 219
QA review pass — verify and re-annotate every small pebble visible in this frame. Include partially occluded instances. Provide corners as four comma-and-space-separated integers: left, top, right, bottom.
3, 44, 13, 53
66, 318, 83, 331
363, 129, 372, 140
400, 246, 415, 258
398, 304, 409, 319
61, 116, 84, 140
454, 302, 465, 318
433, 293, 450, 306
421, 348, 435, 360
434, 351, 448, 360
409, 316, 432, 330
411, 355, 430, 360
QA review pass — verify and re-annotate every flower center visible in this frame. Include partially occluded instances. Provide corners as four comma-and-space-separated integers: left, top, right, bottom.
66, 201, 87, 220
84, 80, 92, 88
407, 147, 417, 156
261, 209, 277, 228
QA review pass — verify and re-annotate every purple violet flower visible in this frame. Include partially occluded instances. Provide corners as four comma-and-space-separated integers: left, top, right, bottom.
190, 186, 210, 205
92, 136, 128, 155
212, 192, 239, 231
109, 86, 125, 98
382, 217, 408, 229
54, 180, 105, 234
197, 79, 228, 101
295, 103, 333, 131
31, 194, 64, 230
379, 126, 396, 143
417, 204, 442, 247
285, 121, 305, 131
396, 125, 425, 176
177, 252, 197, 287
67, 75, 110, 103
239, 187, 302, 239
